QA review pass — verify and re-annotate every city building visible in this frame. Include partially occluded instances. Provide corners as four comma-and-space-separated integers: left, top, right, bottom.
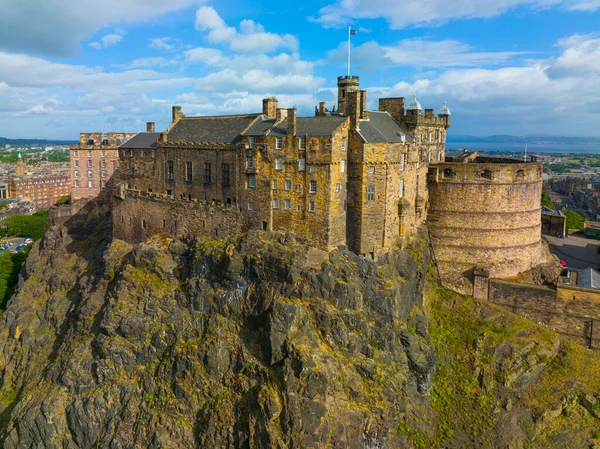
70, 132, 136, 200
8, 154, 70, 210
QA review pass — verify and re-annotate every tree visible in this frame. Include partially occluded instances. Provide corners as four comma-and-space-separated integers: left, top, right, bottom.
562, 209, 585, 230
4, 211, 48, 241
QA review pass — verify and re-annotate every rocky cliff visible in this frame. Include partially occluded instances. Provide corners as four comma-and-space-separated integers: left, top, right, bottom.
0, 201, 599, 448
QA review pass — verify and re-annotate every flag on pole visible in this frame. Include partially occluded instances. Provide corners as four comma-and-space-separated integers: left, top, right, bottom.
350, 29, 357, 35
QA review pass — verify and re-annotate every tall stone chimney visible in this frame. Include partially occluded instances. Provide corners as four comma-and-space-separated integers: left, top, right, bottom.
287, 108, 297, 136
146, 122, 155, 132
263, 97, 278, 119
172, 106, 183, 123
379, 98, 405, 122
346, 91, 362, 130
276, 108, 288, 122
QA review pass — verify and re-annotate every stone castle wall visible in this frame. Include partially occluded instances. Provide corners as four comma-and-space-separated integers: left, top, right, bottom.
113, 190, 248, 244
428, 161, 544, 293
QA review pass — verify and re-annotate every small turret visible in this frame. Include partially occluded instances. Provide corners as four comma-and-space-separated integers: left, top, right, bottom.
337, 75, 360, 115
439, 102, 451, 116
406, 94, 422, 112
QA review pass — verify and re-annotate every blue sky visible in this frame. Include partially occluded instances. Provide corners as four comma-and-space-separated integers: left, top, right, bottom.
0, 0, 599, 139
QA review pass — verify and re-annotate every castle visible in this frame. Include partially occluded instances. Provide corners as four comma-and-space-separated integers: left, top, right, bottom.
68, 75, 549, 293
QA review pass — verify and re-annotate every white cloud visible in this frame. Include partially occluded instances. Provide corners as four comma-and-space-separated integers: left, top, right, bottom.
128, 57, 170, 68
194, 6, 298, 53
327, 38, 528, 69
149, 37, 176, 50
184, 47, 225, 65
314, 0, 600, 28
90, 29, 126, 49
546, 34, 600, 77
0, 0, 204, 56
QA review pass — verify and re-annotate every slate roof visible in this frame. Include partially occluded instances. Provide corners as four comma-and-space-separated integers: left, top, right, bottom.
358, 111, 415, 143
578, 267, 600, 289
167, 114, 260, 143
118, 132, 161, 149
267, 116, 347, 137
243, 117, 277, 136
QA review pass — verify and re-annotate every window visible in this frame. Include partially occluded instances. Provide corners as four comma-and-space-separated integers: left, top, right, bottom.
284, 199, 291, 210
246, 156, 254, 169
367, 185, 376, 202
341, 160, 346, 173
299, 137, 306, 150
101, 150, 106, 158
129, 150, 133, 157
74, 180, 79, 187
284, 180, 292, 191
438, 151, 442, 162
101, 170, 106, 178
272, 180, 277, 190
186, 161, 193, 182
399, 179, 404, 198
74, 160, 78, 167
101, 180, 106, 188
309, 165, 316, 173
335, 183, 341, 192
87, 151, 92, 157
74, 170, 79, 178
273, 198, 279, 209
248, 174, 256, 188
87, 160, 92, 168
309, 180, 317, 193
204, 163, 212, 184
167, 160, 174, 179
297, 205, 301, 212
249, 137, 255, 148
296, 184, 302, 193
73, 150, 79, 157
276, 137, 282, 149
309, 201, 316, 212
101, 160, 107, 168
341, 137, 347, 151
166, 189, 172, 196
299, 158, 306, 172
87, 170, 93, 178
222, 163, 230, 186
275, 157, 283, 170
481, 169, 492, 180
368, 166, 375, 174
88, 180, 93, 188
151, 150, 155, 159
428, 151, 432, 163
248, 202, 253, 210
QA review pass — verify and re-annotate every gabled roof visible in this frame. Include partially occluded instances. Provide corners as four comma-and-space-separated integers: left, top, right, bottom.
358, 111, 415, 143
243, 117, 277, 136
167, 114, 260, 143
267, 116, 347, 137
119, 132, 161, 149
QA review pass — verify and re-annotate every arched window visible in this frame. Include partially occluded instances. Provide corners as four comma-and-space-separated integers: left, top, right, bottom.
481, 169, 492, 180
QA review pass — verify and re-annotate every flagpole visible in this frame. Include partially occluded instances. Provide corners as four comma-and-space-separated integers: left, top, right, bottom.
347, 25, 351, 77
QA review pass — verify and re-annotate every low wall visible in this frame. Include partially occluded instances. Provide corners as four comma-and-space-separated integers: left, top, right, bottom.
47, 199, 87, 228
113, 190, 250, 244
488, 279, 600, 347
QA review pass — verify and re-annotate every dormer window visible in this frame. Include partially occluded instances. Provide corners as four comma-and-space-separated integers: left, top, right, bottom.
249, 137, 255, 148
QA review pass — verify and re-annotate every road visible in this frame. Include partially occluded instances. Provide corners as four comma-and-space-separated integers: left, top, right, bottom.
544, 234, 600, 270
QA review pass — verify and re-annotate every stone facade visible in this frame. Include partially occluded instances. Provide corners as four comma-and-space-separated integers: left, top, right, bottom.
428, 154, 545, 293
70, 132, 136, 200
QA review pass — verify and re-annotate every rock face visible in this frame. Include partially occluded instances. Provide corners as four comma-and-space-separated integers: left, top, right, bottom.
1, 200, 600, 449
0, 201, 435, 448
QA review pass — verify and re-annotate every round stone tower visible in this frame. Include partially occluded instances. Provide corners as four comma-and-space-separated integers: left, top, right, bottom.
337, 75, 360, 115
428, 154, 545, 294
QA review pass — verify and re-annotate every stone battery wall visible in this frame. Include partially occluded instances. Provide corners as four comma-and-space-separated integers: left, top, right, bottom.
428, 160, 544, 294
488, 279, 600, 347
113, 190, 248, 244
542, 211, 566, 237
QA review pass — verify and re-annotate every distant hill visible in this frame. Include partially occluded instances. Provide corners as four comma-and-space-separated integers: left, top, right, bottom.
447, 135, 600, 145
0, 137, 77, 146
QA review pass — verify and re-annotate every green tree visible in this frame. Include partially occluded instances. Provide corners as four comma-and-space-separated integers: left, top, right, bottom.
541, 193, 555, 210
4, 211, 48, 241
563, 210, 585, 230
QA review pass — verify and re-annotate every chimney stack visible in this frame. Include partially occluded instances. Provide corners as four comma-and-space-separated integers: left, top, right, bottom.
146, 122, 155, 132
360, 90, 368, 120
346, 91, 362, 130
276, 108, 288, 122
287, 108, 297, 136
262, 97, 278, 119
172, 105, 183, 123
319, 102, 327, 115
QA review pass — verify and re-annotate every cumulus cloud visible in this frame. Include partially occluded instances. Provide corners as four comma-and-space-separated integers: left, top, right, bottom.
0, 0, 204, 56
149, 37, 176, 50
90, 29, 126, 49
327, 38, 528, 69
313, 0, 600, 28
194, 6, 298, 53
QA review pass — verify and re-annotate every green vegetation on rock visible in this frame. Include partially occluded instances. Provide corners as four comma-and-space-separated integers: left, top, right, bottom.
541, 192, 555, 210
562, 209, 585, 230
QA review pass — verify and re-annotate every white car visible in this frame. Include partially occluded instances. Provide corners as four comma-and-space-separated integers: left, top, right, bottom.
24, 238, 32, 243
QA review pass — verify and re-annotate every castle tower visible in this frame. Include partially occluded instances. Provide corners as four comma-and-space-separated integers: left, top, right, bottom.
337, 75, 360, 115
16, 153, 24, 177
